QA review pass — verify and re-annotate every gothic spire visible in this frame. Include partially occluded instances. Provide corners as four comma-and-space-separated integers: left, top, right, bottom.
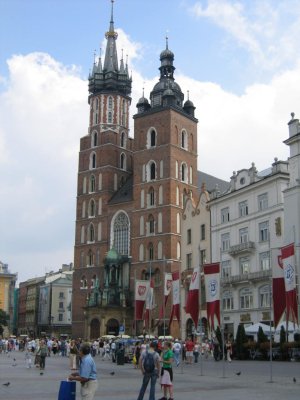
103, 0, 119, 72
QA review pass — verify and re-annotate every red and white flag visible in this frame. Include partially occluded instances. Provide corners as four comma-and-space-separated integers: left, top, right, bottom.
144, 279, 154, 328
204, 263, 220, 330
185, 267, 200, 326
281, 243, 298, 324
135, 280, 150, 320
158, 273, 173, 320
272, 248, 286, 328
169, 271, 180, 327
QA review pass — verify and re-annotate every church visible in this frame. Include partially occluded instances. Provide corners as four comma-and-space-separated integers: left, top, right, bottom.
72, 1, 221, 339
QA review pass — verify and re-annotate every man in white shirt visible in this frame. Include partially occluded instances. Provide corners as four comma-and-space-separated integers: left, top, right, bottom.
172, 339, 181, 367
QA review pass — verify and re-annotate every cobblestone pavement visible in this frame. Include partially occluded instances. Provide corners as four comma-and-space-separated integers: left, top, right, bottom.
0, 351, 299, 400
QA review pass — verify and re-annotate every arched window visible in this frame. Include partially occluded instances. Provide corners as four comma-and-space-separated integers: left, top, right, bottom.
92, 131, 97, 147
108, 96, 113, 110
90, 175, 95, 192
108, 111, 112, 123
148, 214, 155, 235
150, 162, 156, 180
89, 199, 95, 217
181, 162, 187, 182
240, 287, 253, 309
120, 153, 126, 170
89, 224, 95, 242
112, 211, 130, 255
90, 153, 96, 169
148, 242, 154, 260
259, 285, 271, 308
139, 244, 144, 261
157, 241, 163, 259
147, 128, 157, 148
181, 129, 187, 149
121, 132, 126, 148
148, 187, 155, 206
87, 250, 94, 267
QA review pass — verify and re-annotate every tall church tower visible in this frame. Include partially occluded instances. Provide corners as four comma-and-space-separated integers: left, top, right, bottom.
132, 39, 198, 336
72, 1, 133, 338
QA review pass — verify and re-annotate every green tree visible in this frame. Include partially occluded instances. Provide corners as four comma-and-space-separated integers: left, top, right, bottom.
257, 326, 268, 344
0, 309, 10, 336
235, 323, 248, 359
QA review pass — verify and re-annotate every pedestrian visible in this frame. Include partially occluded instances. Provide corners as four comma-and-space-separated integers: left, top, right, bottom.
226, 339, 232, 362
193, 342, 200, 363
172, 339, 181, 367
69, 339, 79, 370
185, 337, 194, 364
137, 341, 160, 400
159, 341, 174, 400
68, 343, 98, 400
37, 339, 48, 370
134, 342, 141, 369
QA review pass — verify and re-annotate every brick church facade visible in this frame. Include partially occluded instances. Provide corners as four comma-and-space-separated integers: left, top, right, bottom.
72, 2, 198, 339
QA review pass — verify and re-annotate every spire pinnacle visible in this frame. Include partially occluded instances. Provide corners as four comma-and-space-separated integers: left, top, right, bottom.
166, 34, 169, 50
187, 90, 189, 100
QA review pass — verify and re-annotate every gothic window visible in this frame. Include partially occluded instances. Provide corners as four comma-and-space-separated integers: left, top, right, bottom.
92, 131, 97, 147
112, 212, 129, 255
89, 175, 96, 192
90, 152, 96, 169
148, 214, 155, 234
89, 199, 95, 217
108, 111, 112, 123
181, 163, 187, 182
108, 96, 113, 110
148, 187, 155, 206
89, 224, 95, 242
87, 250, 94, 267
148, 243, 154, 260
121, 132, 126, 148
120, 153, 126, 170
150, 162, 156, 180
181, 130, 187, 149
147, 128, 157, 148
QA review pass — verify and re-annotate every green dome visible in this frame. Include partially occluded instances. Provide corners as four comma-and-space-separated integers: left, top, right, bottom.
105, 247, 120, 264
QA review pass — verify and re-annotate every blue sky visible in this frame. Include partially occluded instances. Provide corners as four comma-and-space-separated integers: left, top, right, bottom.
1, 0, 300, 283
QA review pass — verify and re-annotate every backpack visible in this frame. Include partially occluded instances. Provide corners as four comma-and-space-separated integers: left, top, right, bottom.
143, 351, 155, 373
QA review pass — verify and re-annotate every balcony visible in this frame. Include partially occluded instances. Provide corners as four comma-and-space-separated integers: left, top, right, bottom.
222, 269, 271, 285
228, 241, 255, 256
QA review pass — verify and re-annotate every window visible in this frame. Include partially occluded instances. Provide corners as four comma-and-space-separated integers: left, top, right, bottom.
201, 224, 205, 240
108, 96, 113, 110
259, 285, 271, 307
89, 199, 95, 217
149, 243, 154, 260
221, 233, 230, 251
148, 214, 155, 234
90, 153, 96, 169
87, 250, 94, 266
200, 249, 206, 266
223, 290, 234, 310
239, 201, 248, 217
150, 162, 156, 180
259, 251, 270, 270
90, 175, 95, 192
108, 111, 112, 123
222, 260, 231, 278
150, 130, 156, 147
181, 130, 187, 149
112, 212, 129, 255
89, 224, 95, 242
186, 253, 192, 269
239, 227, 248, 243
120, 153, 126, 170
259, 221, 269, 242
80, 276, 87, 289
187, 229, 192, 244
80, 252, 85, 268
121, 132, 125, 148
258, 193, 268, 211
92, 132, 97, 147
221, 207, 230, 223
240, 287, 253, 309
240, 256, 250, 274
149, 187, 155, 206
59, 292, 64, 299
181, 163, 187, 182
59, 314, 63, 322
59, 302, 64, 309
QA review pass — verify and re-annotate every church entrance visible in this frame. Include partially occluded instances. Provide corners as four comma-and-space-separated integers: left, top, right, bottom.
90, 318, 100, 339
106, 318, 119, 335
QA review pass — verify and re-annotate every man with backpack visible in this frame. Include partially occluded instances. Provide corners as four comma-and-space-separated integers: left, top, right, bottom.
137, 341, 161, 400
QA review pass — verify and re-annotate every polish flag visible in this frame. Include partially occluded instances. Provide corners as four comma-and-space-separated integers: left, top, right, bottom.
272, 249, 286, 328
204, 263, 220, 330
185, 267, 200, 326
144, 279, 154, 328
169, 271, 180, 327
135, 280, 150, 320
281, 243, 298, 324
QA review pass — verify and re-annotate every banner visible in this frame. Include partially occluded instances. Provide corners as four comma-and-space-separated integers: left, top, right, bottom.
185, 267, 200, 326
169, 271, 180, 327
158, 272, 173, 320
204, 263, 220, 330
144, 279, 154, 328
135, 280, 150, 320
271, 248, 286, 328
281, 243, 298, 324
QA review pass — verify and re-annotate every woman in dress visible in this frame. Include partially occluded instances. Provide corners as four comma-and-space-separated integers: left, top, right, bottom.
159, 341, 174, 400
69, 339, 79, 370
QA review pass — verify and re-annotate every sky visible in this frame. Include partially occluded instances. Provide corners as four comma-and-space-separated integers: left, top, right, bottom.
1, 0, 300, 284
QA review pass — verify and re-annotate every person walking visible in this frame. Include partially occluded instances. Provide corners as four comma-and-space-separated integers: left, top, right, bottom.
68, 343, 98, 400
185, 338, 194, 364
69, 339, 79, 371
37, 339, 48, 370
226, 339, 232, 362
159, 341, 174, 400
137, 341, 160, 400
172, 339, 181, 367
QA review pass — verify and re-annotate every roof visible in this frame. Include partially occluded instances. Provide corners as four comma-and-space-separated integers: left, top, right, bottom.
197, 171, 230, 194
109, 176, 133, 205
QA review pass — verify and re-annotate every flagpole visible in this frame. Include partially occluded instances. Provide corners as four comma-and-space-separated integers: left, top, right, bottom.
220, 247, 225, 379
198, 244, 203, 376
149, 259, 152, 336
268, 276, 273, 383
163, 256, 166, 339
134, 269, 137, 338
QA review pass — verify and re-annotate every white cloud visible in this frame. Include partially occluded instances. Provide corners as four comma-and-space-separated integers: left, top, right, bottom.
1, 29, 300, 282
189, 0, 300, 71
